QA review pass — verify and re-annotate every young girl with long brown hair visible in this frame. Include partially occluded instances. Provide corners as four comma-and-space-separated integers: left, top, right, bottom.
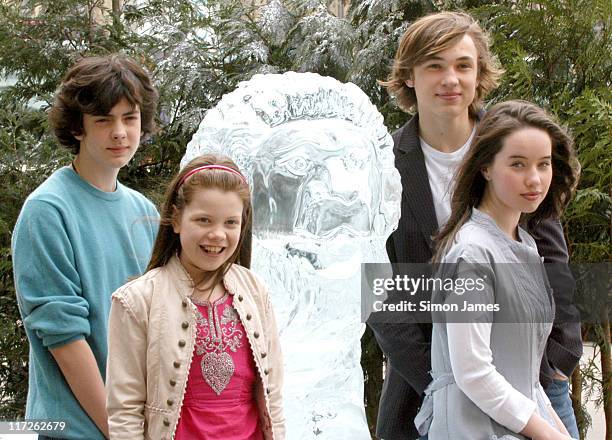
106, 154, 284, 440
417, 100, 580, 440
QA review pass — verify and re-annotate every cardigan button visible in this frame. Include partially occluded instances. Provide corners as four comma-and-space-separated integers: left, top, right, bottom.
246, 313, 252, 320
167, 398, 174, 406
266, 387, 270, 394
163, 418, 170, 426
181, 321, 189, 329
238, 295, 243, 301
178, 339, 186, 347
261, 352, 267, 358
264, 368, 269, 375
253, 331, 259, 339
182, 299, 188, 307
169, 379, 177, 387
173, 361, 181, 368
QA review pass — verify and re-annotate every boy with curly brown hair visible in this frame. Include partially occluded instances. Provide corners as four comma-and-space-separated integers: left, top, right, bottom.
12, 54, 159, 439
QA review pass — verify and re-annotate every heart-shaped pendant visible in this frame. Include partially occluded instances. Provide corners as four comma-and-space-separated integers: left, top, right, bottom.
201, 351, 235, 395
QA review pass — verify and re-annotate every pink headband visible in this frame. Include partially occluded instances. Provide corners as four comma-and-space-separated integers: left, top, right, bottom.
178, 165, 247, 188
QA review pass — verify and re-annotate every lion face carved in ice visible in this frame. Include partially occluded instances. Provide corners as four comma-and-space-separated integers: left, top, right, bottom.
183, 72, 400, 439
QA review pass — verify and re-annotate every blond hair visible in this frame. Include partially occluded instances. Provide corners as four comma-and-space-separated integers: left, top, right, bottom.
380, 11, 503, 117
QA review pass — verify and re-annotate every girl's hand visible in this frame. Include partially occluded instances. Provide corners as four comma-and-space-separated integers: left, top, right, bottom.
546, 401, 572, 438
520, 412, 575, 440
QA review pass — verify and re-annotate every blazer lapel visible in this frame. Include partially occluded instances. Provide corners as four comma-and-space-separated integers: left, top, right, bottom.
394, 115, 438, 248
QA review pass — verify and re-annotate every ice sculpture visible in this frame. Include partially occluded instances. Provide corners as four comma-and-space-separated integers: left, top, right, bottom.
183, 72, 401, 439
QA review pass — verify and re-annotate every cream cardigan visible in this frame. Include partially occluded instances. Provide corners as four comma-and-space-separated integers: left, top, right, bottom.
106, 256, 285, 440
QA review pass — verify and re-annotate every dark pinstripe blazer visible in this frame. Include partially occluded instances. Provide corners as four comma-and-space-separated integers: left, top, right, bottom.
367, 114, 583, 440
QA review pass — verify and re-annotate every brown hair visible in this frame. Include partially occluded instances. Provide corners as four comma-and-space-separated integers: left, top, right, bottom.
433, 100, 580, 262
380, 11, 503, 117
48, 54, 159, 154
147, 154, 252, 289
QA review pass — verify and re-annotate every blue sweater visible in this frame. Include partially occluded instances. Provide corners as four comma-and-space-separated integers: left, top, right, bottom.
12, 167, 159, 439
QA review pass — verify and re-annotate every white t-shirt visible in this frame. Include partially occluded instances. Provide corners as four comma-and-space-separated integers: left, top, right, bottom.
420, 126, 476, 227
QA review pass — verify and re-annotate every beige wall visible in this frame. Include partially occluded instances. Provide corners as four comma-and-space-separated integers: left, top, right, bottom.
8, 0, 120, 22
241, 0, 351, 18
8, 0, 350, 22
328, 0, 349, 18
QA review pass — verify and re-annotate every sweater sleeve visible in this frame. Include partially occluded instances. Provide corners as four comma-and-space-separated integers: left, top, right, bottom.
12, 199, 90, 348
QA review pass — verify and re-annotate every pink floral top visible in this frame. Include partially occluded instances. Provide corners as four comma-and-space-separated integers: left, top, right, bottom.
174, 294, 263, 440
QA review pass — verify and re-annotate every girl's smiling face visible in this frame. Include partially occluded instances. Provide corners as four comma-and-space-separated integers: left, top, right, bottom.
173, 187, 244, 281
481, 127, 553, 219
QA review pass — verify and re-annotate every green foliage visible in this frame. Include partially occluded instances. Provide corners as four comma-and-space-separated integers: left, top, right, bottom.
0, 1, 126, 105
284, 6, 354, 79
474, 0, 611, 104
254, 0, 358, 80
0, 100, 70, 245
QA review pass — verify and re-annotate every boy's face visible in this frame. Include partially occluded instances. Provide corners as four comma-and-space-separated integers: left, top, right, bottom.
74, 98, 142, 173
407, 34, 479, 120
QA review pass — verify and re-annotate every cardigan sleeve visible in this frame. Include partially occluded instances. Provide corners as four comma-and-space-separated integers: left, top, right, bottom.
106, 288, 148, 439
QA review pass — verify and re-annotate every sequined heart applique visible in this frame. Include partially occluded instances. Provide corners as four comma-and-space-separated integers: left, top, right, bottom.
201, 351, 235, 395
